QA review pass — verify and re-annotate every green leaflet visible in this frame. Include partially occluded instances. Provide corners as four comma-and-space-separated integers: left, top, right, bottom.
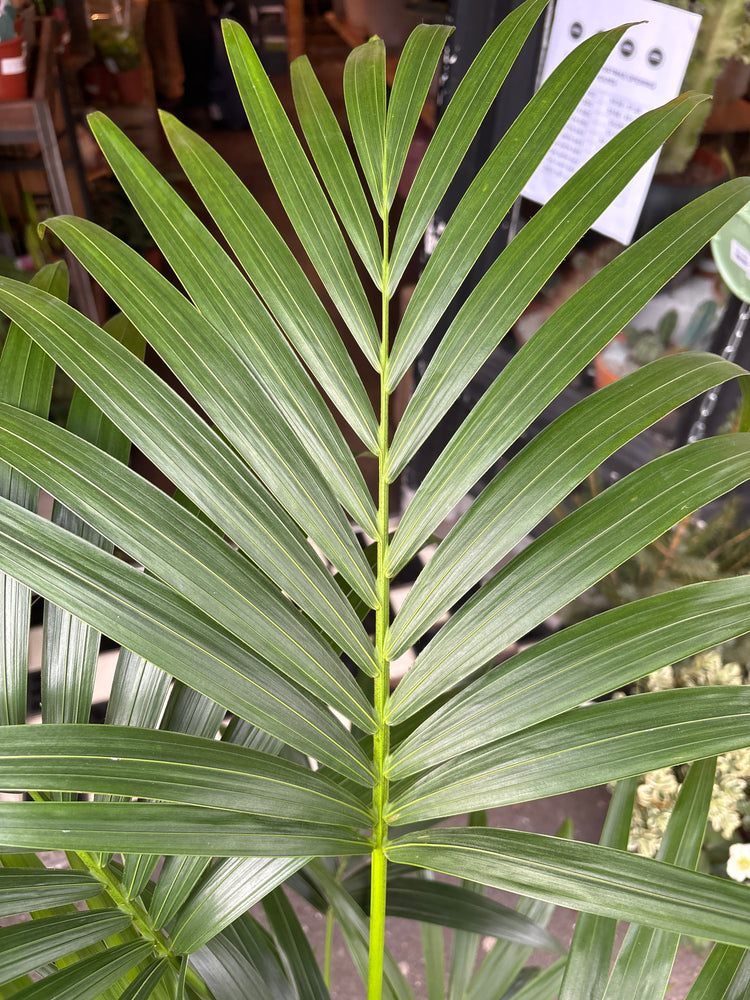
344, 36, 387, 214
0, 262, 65, 726
292, 55, 382, 286
383, 25, 453, 212
223, 20, 381, 367
5, 942, 154, 1000
389, 435, 750, 722
160, 111, 380, 450
388, 688, 750, 823
0, 725, 372, 827
683, 946, 750, 1000
0, 405, 375, 729
0, 910, 132, 984
389, 0, 550, 290
386, 827, 750, 947
0, 802, 368, 859
262, 888, 331, 1000
0, 278, 378, 672
387, 352, 745, 650
169, 857, 310, 954
387, 23, 635, 389
0, 868, 103, 917
390, 577, 750, 777
0, 498, 374, 784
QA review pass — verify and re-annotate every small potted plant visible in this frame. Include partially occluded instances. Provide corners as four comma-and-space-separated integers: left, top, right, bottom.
88, 0, 143, 104
0, 0, 27, 100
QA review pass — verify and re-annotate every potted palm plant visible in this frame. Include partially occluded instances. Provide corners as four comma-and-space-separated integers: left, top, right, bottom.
1, 4, 750, 996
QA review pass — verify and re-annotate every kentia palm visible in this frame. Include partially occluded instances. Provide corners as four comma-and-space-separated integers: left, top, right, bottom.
1, 2, 750, 997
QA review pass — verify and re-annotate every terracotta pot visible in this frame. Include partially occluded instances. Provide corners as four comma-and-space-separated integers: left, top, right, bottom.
593, 334, 634, 390
0, 33, 27, 100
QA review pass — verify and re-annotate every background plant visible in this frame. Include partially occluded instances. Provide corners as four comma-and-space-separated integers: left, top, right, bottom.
2, 3, 750, 998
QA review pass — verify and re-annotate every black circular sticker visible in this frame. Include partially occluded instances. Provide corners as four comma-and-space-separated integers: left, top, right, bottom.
648, 47, 664, 67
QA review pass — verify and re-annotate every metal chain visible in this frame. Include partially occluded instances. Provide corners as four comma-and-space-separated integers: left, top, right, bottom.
687, 301, 750, 442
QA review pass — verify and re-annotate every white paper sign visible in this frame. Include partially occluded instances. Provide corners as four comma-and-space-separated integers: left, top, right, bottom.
521, 0, 701, 244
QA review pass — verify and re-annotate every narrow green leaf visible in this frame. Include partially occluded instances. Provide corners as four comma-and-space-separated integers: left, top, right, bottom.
223, 20, 381, 367
388, 352, 745, 645
388, 435, 750, 722
602, 758, 717, 1000
148, 856, 211, 931
0, 868, 103, 917
41, 320, 137, 729
388, 176, 750, 565
386, 827, 750, 948
222, 715, 283, 757
46, 216, 377, 600
0, 405, 375, 729
344, 36, 387, 213
0, 725, 372, 827
105, 649, 171, 729
190, 932, 276, 1000
558, 777, 639, 1000
40, 605, 100, 728
6, 941, 154, 1000
685, 945, 750, 1000
121, 853, 160, 901
82, 117, 378, 536
384, 25, 452, 210
0, 262, 64, 433
160, 112, 379, 452
389, 0, 549, 289
0, 262, 66, 727
291, 56, 382, 285
219, 913, 297, 1000
390, 577, 750, 775
0, 500, 375, 784
116, 959, 170, 1000
387, 23, 633, 388
0, 279, 378, 673
388, 688, 750, 823
0, 802, 369, 859
263, 887, 330, 1000
380, 877, 561, 951
160, 682, 226, 740
418, 873, 445, 1000
387, 98, 729, 479
170, 856, 310, 954
0, 910, 131, 985
465, 897, 556, 1000
506, 960, 566, 1000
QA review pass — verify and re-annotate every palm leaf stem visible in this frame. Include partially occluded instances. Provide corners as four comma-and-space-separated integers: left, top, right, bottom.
49, 837, 212, 998
369, 176, 392, 1000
